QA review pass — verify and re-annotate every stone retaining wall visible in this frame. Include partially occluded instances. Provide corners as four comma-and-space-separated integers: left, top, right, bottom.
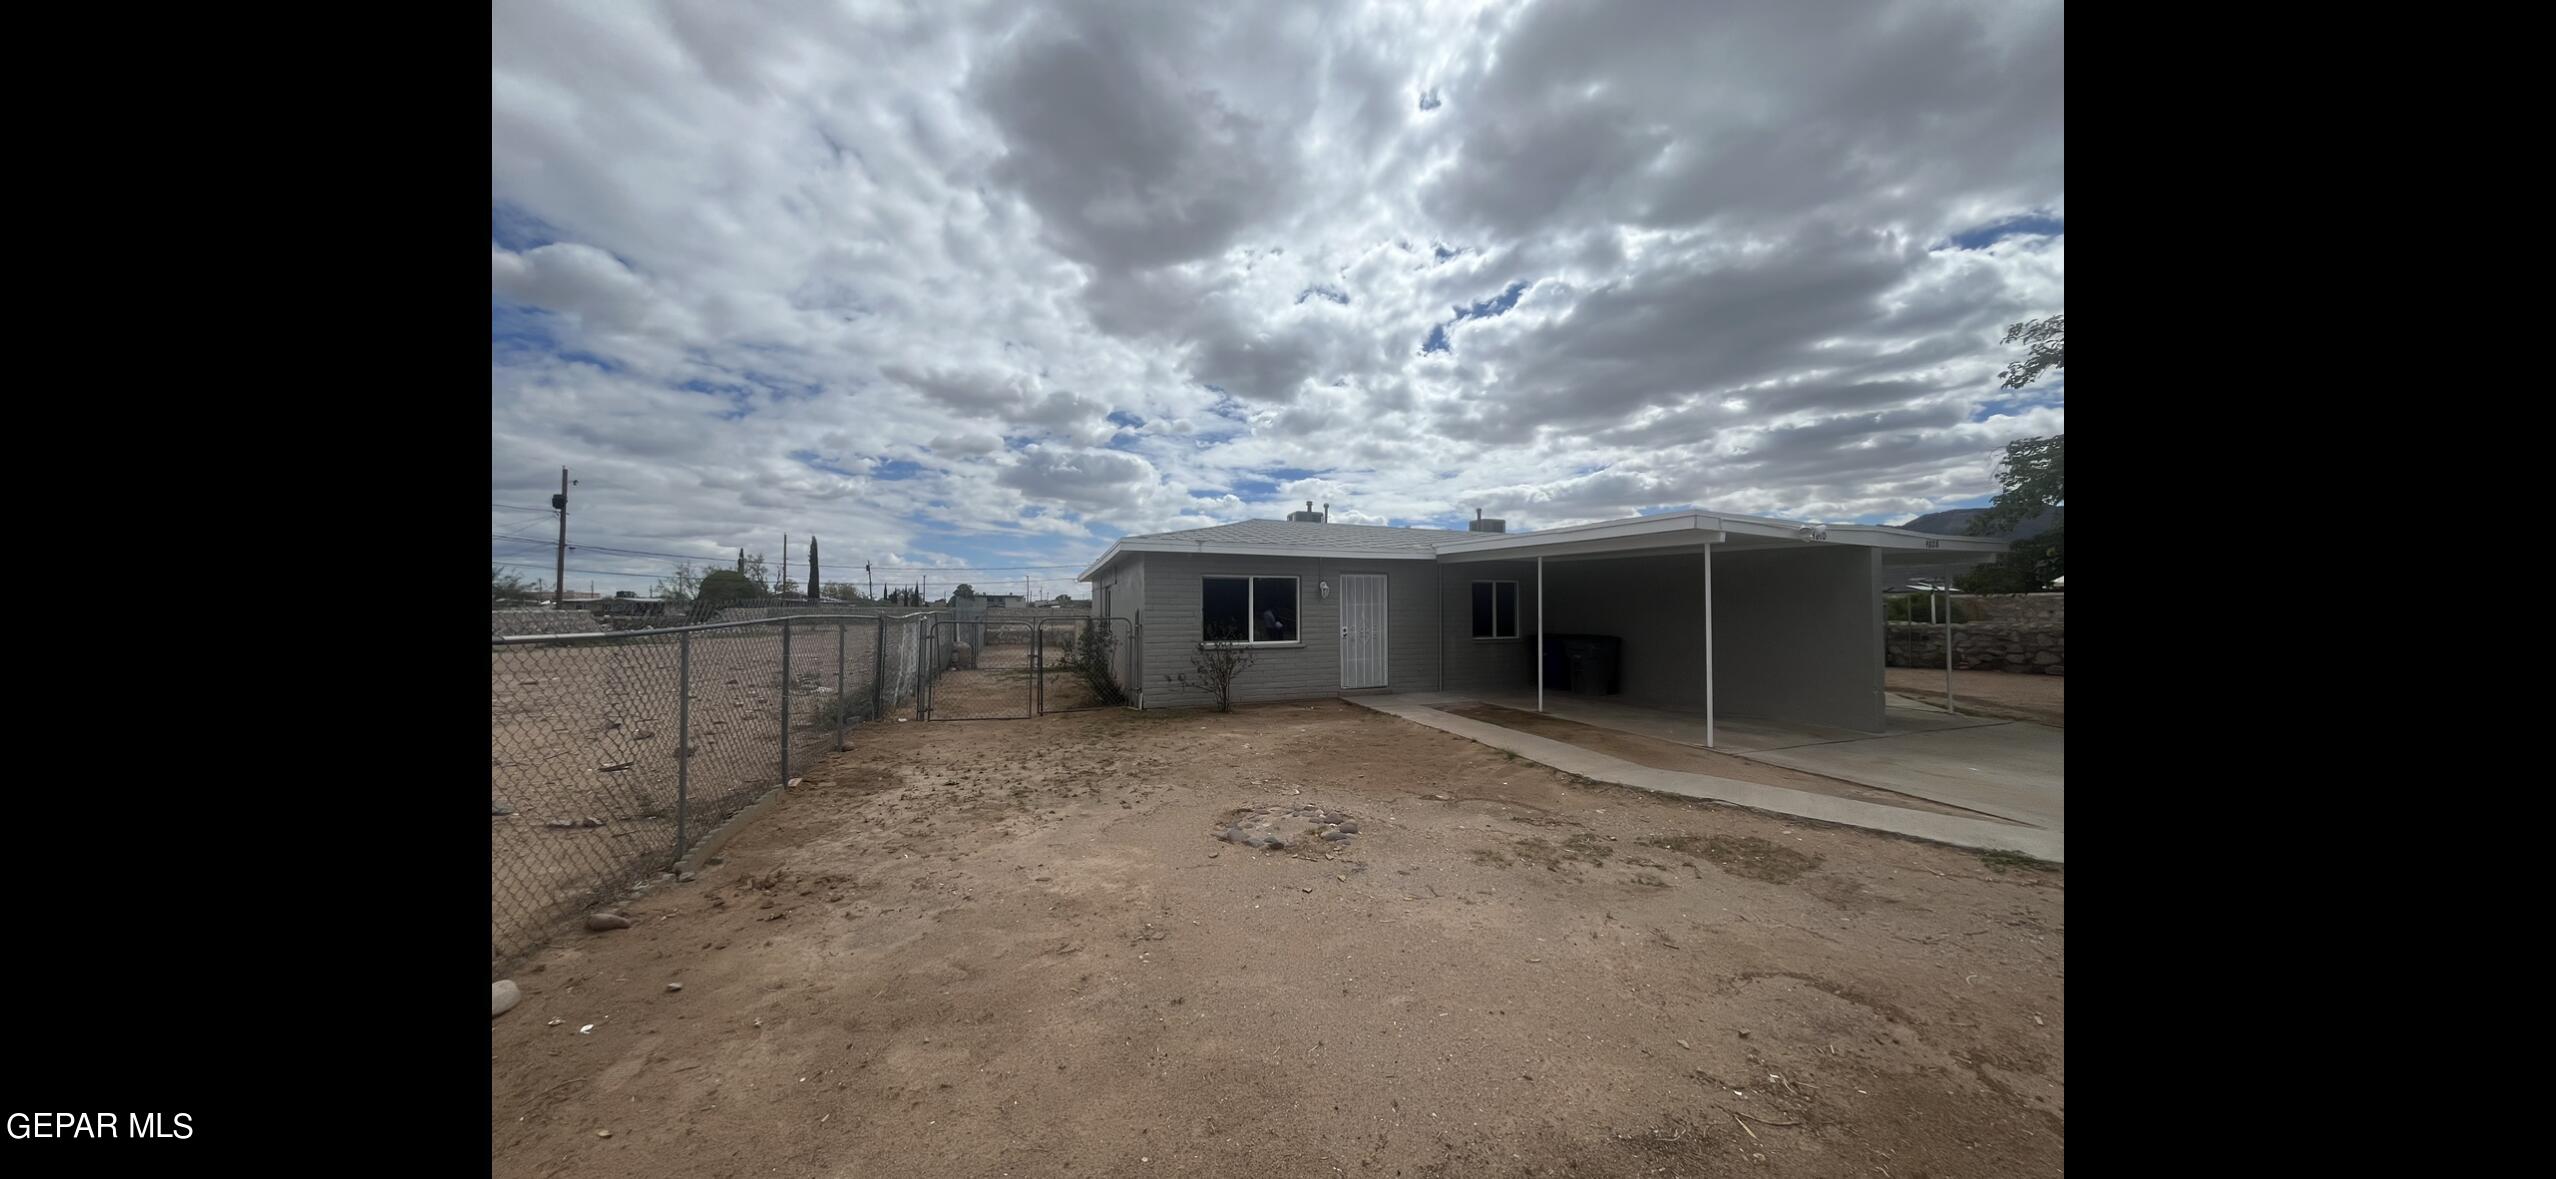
1957, 592, 2065, 623
1886, 620, 2063, 675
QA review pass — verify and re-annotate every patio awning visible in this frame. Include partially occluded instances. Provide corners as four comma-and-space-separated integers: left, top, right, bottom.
1434, 509, 2008, 564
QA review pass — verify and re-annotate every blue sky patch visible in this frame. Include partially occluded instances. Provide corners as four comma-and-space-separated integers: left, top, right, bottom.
1969, 377, 2065, 421
789, 450, 858, 477
491, 202, 562, 252
871, 457, 928, 480
1456, 281, 1529, 321
1105, 409, 1146, 429
492, 299, 560, 359
1419, 280, 1529, 354
1947, 213, 2063, 250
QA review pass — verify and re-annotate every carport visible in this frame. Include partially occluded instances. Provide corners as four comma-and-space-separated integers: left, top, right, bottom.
1431, 512, 2005, 747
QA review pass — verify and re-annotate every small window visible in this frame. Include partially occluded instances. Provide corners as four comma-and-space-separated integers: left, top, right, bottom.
1203, 575, 1300, 644
1472, 580, 1519, 639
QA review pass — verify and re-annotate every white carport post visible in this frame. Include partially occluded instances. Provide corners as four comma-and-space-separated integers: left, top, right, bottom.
1943, 590, 1957, 715
1535, 557, 1545, 713
1703, 540, 1715, 748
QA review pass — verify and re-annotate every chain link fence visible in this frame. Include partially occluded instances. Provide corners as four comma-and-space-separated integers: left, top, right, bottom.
490, 612, 935, 978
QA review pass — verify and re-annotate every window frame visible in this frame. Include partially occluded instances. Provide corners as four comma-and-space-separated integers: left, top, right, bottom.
1200, 573, 1304, 646
1470, 579, 1521, 640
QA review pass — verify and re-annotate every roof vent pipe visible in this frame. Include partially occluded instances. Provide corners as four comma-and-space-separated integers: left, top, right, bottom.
1323, 502, 1331, 522
1288, 499, 1326, 523
1469, 507, 1507, 533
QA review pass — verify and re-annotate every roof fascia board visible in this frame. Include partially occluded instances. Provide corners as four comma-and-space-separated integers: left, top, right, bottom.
1438, 529, 1727, 563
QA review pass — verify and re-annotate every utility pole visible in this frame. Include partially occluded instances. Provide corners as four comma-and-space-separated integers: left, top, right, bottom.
866, 561, 873, 602
552, 467, 570, 608
781, 534, 790, 595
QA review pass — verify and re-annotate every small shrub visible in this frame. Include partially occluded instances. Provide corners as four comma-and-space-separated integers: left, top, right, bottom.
1058, 622, 1127, 706
1166, 627, 1255, 712
810, 689, 869, 730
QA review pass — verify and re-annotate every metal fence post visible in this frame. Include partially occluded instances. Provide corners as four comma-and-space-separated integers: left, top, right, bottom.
780, 617, 793, 786
873, 615, 885, 719
675, 630, 691, 860
835, 618, 848, 752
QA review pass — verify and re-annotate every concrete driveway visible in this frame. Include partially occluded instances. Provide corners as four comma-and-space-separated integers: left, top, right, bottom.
1359, 691, 2064, 861
1734, 699, 2065, 832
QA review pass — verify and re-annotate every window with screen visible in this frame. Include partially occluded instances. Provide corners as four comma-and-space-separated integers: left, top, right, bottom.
1203, 575, 1300, 643
1471, 580, 1519, 638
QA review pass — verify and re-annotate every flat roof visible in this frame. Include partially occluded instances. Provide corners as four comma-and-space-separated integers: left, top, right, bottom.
1078, 508, 2007, 581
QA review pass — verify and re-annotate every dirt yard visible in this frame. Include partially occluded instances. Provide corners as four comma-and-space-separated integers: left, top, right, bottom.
1884, 669, 2064, 728
491, 701, 2063, 1178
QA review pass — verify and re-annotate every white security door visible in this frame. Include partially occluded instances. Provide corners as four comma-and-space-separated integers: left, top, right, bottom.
1339, 574, 1388, 688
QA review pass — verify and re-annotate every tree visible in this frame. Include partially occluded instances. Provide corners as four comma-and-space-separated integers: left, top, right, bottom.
1054, 593, 1074, 604
952, 583, 978, 600
822, 582, 869, 603
1958, 532, 2063, 594
1971, 435, 2064, 537
1972, 314, 2064, 534
492, 565, 542, 604
693, 569, 760, 619
806, 537, 821, 602
652, 561, 704, 606
739, 551, 771, 589
1967, 314, 2064, 588
1995, 313, 2064, 390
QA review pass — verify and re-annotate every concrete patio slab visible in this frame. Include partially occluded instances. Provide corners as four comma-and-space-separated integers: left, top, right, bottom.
1390, 689, 2065, 834
1350, 695, 2063, 863
1742, 720, 2065, 831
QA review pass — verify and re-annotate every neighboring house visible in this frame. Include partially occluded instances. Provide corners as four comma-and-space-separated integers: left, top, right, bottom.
975, 593, 1028, 608
1079, 510, 2006, 738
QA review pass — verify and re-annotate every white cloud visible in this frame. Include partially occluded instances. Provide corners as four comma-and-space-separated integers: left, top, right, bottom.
492, 0, 2063, 594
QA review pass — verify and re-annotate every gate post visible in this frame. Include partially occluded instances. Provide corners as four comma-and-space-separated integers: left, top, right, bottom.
780, 617, 793, 787
675, 629, 691, 860
836, 618, 848, 752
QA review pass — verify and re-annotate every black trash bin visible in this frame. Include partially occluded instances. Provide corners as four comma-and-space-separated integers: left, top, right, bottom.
1539, 634, 1622, 695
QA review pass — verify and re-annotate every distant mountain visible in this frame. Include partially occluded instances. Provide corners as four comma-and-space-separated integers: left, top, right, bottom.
1899, 505, 2060, 539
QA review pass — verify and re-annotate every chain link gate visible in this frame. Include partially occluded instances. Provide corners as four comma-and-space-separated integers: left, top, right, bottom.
923, 617, 1037, 719
1037, 616, 1136, 713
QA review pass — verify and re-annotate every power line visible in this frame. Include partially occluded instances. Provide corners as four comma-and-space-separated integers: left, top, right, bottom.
486, 535, 1089, 574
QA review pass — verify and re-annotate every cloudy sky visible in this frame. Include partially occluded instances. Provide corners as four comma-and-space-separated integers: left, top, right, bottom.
492, 0, 2064, 598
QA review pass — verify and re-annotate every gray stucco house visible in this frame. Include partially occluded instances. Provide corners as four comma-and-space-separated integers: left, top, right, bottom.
1078, 508, 2006, 742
